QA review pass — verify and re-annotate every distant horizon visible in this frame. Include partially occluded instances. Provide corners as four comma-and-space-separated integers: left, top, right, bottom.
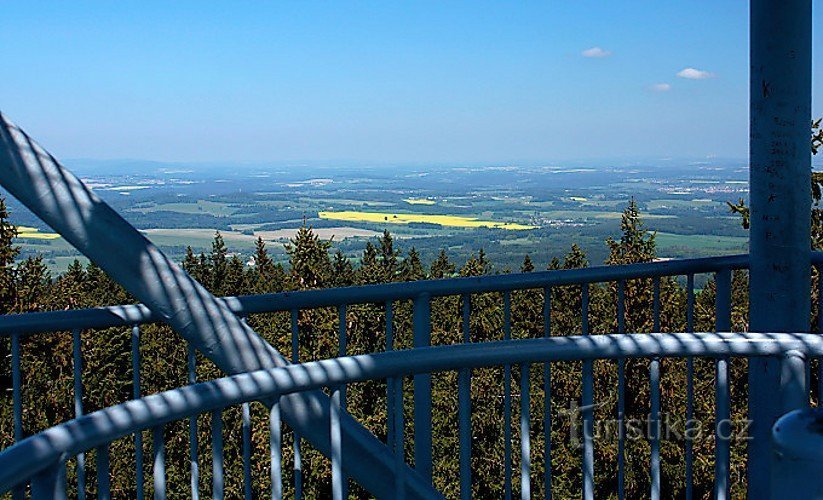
58, 156, 765, 178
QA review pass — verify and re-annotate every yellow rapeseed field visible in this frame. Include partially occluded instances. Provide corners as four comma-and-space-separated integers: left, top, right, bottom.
403, 198, 436, 205
16, 226, 61, 240
318, 211, 536, 230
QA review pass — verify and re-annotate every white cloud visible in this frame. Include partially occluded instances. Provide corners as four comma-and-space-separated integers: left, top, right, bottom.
581, 47, 612, 58
649, 83, 672, 92
676, 67, 714, 80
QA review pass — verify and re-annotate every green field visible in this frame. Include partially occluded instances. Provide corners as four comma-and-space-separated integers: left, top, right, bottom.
131, 200, 238, 216
654, 232, 747, 256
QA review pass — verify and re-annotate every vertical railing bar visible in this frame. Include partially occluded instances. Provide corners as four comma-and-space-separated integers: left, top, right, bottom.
715, 357, 730, 500
412, 294, 433, 483
338, 304, 348, 407
581, 283, 594, 500
653, 277, 661, 332
30, 461, 66, 500
520, 362, 531, 500
331, 386, 343, 500
651, 274, 661, 500
72, 328, 86, 500
503, 290, 512, 500
459, 293, 472, 500
132, 325, 144, 500
270, 398, 282, 500
96, 444, 111, 500
153, 425, 166, 500
242, 402, 252, 500
817, 264, 823, 403
543, 287, 552, 500
240, 314, 252, 500
11, 333, 24, 500
715, 269, 732, 500
386, 301, 395, 452
650, 356, 661, 500
394, 374, 405, 500
687, 274, 695, 333
685, 273, 695, 500
187, 344, 199, 500
616, 281, 626, 500
290, 309, 302, 500
337, 304, 348, 499
212, 410, 224, 500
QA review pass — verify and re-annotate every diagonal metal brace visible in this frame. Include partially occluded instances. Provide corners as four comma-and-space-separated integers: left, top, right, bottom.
0, 113, 439, 499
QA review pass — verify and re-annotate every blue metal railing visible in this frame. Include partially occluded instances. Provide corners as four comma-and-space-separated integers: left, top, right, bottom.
2, 252, 823, 498
2, 332, 821, 498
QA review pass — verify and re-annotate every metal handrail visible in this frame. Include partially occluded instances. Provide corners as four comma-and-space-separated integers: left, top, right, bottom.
0, 252, 759, 337
2, 331, 821, 494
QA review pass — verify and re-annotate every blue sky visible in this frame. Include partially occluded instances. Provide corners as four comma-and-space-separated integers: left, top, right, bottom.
1, 2, 821, 164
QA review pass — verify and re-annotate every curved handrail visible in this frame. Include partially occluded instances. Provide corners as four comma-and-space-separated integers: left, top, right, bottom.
3, 331, 823, 493
0, 252, 757, 337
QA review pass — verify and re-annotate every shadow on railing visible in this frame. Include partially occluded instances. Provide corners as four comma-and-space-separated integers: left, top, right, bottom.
3, 332, 822, 498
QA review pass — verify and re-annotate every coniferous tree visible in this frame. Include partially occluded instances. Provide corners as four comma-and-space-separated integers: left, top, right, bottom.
0, 198, 18, 314
210, 231, 228, 293
430, 249, 456, 279
399, 247, 426, 281
331, 249, 354, 287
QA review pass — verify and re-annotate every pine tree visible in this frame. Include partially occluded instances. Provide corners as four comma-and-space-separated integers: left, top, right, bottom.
224, 255, 247, 296
0, 198, 19, 313
399, 247, 426, 281
210, 231, 228, 293
430, 249, 456, 279
378, 230, 399, 280
249, 237, 287, 293
285, 225, 332, 290
13, 256, 50, 313
331, 250, 354, 287
357, 241, 384, 285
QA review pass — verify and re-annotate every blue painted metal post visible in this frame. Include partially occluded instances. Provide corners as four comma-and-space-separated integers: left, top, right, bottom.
386, 302, 396, 453
73, 329, 86, 500
331, 386, 343, 500
242, 402, 252, 500
503, 291, 513, 500
96, 445, 111, 500
749, 0, 812, 493
412, 294, 432, 483
212, 411, 224, 500
10, 333, 23, 500
650, 277, 660, 500
714, 270, 732, 500
153, 425, 166, 500
30, 461, 67, 500
132, 325, 144, 500
270, 399, 282, 500
337, 304, 348, 499
519, 362, 531, 500
459, 294, 472, 500
187, 345, 199, 500
616, 281, 625, 500
290, 309, 302, 499
581, 283, 594, 500
543, 287, 552, 500
685, 274, 694, 499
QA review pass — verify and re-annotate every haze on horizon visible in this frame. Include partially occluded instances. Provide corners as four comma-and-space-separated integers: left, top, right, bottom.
2, 1, 822, 165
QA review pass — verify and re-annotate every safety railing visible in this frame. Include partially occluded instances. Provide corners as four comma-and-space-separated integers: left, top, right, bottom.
2, 332, 823, 499
2, 252, 823, 499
